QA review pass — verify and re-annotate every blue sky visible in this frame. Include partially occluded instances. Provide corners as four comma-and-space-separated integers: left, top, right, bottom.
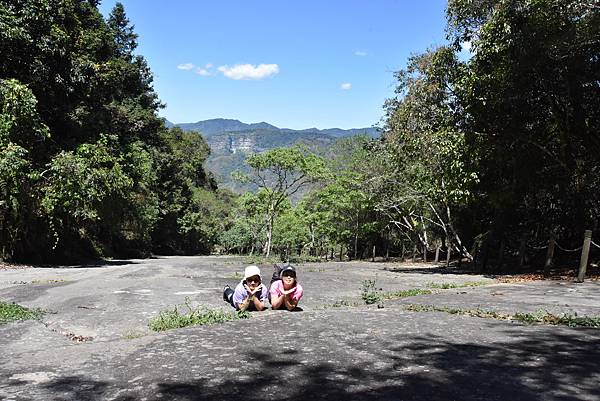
99, 0, 449, 129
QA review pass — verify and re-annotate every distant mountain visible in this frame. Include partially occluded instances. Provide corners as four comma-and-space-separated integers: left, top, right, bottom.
176, 118, 279, 137
173, 118, 379, 193
175, 118, 378, 138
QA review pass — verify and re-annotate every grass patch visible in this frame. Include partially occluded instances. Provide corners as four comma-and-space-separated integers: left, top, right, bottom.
362, 278, 439, 306
121, 329, 146, 340
513, 310, 600, 328
405, 304, 600, 328
332, 299, 359, 308
383, 288, 433, 299
405, 304, 509, 319
426, 281, 490, 289
149, 298, 250, 332
244, 255, 281, 265
31, 279, 69, 285
287, 255, 324, 263
226, 271, 244, 280
316, 299, 360, 310
0, 301, 44, 324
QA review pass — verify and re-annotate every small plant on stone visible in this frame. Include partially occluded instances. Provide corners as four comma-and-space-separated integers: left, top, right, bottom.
361, 279, 383, 306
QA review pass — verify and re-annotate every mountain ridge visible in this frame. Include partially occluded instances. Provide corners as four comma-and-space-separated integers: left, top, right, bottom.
168, 118, 378, 138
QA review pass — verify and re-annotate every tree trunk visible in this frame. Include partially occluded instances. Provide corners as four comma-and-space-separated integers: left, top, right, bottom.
265, 217, 273, 257
446, 236, 451, 267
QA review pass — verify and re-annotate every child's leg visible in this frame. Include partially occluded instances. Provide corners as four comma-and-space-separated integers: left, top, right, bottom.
223, 286, 235, 308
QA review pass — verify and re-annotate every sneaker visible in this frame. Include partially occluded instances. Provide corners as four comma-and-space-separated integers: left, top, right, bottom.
222, 285, 231, 302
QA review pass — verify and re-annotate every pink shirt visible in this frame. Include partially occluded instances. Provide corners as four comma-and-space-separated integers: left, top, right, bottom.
269, 280, 303, 303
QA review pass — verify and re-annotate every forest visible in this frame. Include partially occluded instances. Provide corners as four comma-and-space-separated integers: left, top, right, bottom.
1, 0, 599, 272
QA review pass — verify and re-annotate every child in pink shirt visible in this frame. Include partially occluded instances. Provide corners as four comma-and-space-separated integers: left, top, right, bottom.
269, 264, 303, 310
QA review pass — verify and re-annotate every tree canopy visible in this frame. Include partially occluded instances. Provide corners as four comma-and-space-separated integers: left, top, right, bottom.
0, 1, 229, 262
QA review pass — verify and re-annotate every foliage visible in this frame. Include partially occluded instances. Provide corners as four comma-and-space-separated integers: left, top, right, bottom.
235, 146, 328, 257
148, 299, 250, 332
361, 279, 383, 305
364, 0, 600, 269
0, 301, 44, 324
0, 79, 49, 260
446, 0, 600, 267
0, 2, 226, 261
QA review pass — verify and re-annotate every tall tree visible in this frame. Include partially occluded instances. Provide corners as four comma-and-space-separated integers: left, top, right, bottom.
378, 47, 477, 261
235, 146, 328, 257
447, 0, 600, 263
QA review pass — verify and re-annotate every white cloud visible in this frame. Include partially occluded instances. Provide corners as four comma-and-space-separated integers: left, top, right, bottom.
205, 63, 213, 69
340, 83, 352, 90
177, 63, 195, 70
196, 68, 212, 76
461, 41, 472, 52
217, 63, 279, 80
354, 50, 368, 57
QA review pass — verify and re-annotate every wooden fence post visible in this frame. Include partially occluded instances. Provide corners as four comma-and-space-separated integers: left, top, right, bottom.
518, 237, 527, 267
423, 245, 427, 263
435, 246, 440, 263
498, 240, 505, 269
372, 245, 376, 262
577, 230, 592, 283
544, 235, 555, 277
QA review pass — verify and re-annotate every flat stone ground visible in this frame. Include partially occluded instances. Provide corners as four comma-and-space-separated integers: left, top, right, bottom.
1, 256, 600, 401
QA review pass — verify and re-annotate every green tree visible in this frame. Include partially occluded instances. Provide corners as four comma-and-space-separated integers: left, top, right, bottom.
377, 47, 477, 261
236, 146, 328, 257
0, 2, 223, 261
447, 0, 600, 266
0, 79, 49, 261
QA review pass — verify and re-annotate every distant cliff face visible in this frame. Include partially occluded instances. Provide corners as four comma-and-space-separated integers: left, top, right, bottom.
209, 134, 260, 154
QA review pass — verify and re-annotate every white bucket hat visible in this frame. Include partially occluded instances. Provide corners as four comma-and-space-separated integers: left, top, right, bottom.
244, 265, 261, 280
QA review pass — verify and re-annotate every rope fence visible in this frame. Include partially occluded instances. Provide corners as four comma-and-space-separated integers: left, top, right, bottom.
554, 243, 583, 253
402, 230, 598, 279
504, 230, 598, 282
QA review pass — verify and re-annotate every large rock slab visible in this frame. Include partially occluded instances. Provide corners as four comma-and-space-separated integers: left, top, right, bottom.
1, 256, 599, 400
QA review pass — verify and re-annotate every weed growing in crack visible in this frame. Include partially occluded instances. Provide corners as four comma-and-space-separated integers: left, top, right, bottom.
149, 298, 250, 332
383, 288, 433, 299
405, 304, 600, 328
426, 281, 490, 289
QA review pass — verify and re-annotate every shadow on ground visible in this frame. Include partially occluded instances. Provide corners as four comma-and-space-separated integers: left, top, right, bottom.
7, 327, 598, 401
